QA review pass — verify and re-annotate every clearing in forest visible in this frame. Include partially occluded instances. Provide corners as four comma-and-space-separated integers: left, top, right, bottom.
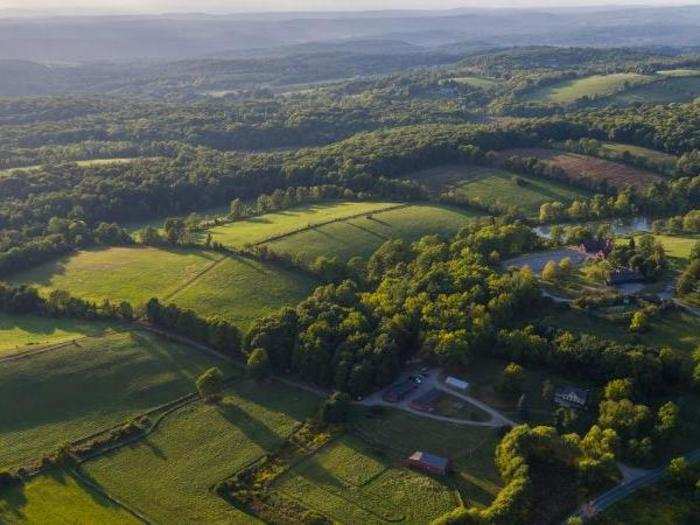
0, 157, 153, 177
8, 246, 223, 308
600, 142, 677, 168
525, 73, 652, 103
206, 201, 403, 248
0, 470, 141, 525
497, 148, 663, 190
449, 76, 499, 89
263, 204, 482, 263
167, 255, 317, 330
601, 75, 700, 106
410, 165, 589, 216
0, 329, 233, 469
81, 380, 319, 524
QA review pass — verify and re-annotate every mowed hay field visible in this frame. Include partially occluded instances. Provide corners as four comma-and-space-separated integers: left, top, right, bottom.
497, 148, 663, 190
264, 204, 482, 263
81, 380, 320, 524
0, 471, 140, 525
525, 73, 652, 104
207, 201, 403, 248
0, 313, 114, 356
168, 255, 317, 330
9, 246, 223, 307
411, 165, 589, 216
0, 330, 233, 469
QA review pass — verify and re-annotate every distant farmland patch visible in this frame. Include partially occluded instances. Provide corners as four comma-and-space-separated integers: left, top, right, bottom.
264, 204, 482, 263
0, 330, 232, 469
601, 75, 700, 105
410, 165, 589, 216
0, 157, 155, 177
525, 73, 652, 103
450, 76, 499, 89
82, 379, 318, 524
497, 148, 663, 190
600, 142, 678, 168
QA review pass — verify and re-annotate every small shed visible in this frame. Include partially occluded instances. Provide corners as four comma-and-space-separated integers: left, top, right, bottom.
445, 376, 470, 393
607, 267, 644, 286
554, 386, 589, 409
406, 451, 450, 476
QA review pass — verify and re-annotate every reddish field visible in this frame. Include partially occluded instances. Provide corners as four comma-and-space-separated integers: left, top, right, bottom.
497, 148, 662, 190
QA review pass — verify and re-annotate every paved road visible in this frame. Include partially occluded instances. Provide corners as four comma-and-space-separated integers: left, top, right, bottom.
569, 449, 700, 522
360, 368, 516, 428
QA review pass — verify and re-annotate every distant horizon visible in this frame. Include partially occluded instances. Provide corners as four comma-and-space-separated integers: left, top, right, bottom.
0, 0, 697, 17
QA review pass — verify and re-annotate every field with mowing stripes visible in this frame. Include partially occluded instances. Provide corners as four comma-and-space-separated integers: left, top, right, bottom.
525, 73, 652, 104
264, 204, 482, 263
497, 148, 662, 190
0, 330, 232, 469
0, 313, 114, 356
0, 471, 140, 524
168, 255, 317, 330
207, 201, 402, 248
410, 165, 589, 216
82, 380, 319, 524
9, 246, 222, 307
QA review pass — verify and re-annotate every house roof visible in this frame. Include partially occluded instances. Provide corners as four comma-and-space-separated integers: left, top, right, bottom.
408, 451, 449, 469
445, 376, 469, 390
554, 386, 589, 405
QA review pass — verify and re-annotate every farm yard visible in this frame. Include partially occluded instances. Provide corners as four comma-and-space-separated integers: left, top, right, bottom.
497, 148, 663, 190
0, 329, 233, 469
0, 470, 141, 525
81, 380, 319, 524
263, 203, 482, 263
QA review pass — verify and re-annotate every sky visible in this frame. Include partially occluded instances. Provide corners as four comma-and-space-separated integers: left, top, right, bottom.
0, 0, 696, 14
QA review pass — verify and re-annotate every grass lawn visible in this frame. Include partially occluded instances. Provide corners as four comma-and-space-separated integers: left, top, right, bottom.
0, 470, 140, 524
265, 204, 482, 263
450, 76, 499, 89
82, 380, 320, 524
0, 330, 233, 469
0, 313, 114, 356
602, 75, 700, 105
8, 246, 223, 308
168, 255, 317, 331
526, 73, 652, 104
207, 201, 402, 249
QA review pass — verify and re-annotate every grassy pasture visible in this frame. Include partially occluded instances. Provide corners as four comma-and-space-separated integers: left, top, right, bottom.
497, 148, 662, 190
450, 76, 499, 89
9, 246, 223, 308
0, 157, 151, 177
82, 380, 319, 524
0, 330, 232, 469
602, 75, 700, 105
526, 73, 652, 104
265, 204, 482, 263
600, 142, 677, 167
411, 165, 588, 216
168, 255, 317, 330
0, 313, 114, 356
207, 201, 402, 249
657, 68, 700, 77
0, 470, 140, 525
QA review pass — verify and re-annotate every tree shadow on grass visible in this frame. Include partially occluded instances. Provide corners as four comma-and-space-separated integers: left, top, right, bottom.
344, 221, 389, 240
216, 399, 286, 451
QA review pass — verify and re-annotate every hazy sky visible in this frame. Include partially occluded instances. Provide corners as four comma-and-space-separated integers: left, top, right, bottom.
0, 0, 696, 14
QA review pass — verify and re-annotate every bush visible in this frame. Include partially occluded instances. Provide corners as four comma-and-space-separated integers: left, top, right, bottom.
196, 367, 224, 402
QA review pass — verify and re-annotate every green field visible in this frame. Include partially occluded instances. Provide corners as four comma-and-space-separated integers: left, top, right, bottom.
0, 157, 150, 177
600, 142, 677, 167
0, 471, 140, 524
0, 330, 232, 469
602, 75, 700, 105
450, 76, 499, 89
0, 313, 114, 356
527, 73, 652, 103
82, 380, 319, 524
657, 68, 700, 77
9, 246, 223, 308
168, 255, 317, 330
207, 201, 402, 248
264, 204, 482, 263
